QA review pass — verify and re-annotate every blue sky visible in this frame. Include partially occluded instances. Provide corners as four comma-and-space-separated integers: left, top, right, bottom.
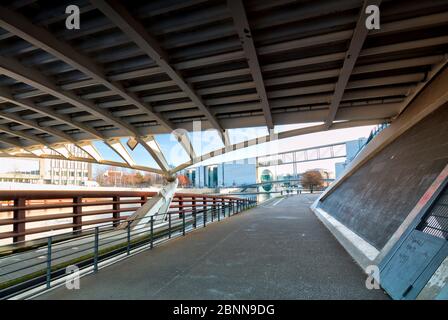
0, 123, 375, 175
90, 123, 375, 174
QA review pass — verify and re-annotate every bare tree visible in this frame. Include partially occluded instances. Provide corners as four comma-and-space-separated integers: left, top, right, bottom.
300, 170, 324, 193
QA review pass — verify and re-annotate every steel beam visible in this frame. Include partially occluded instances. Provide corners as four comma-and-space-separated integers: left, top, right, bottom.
0, 86, 104, 140
106, 138, 137, 167
228, 0, 273, 129
0, 56, 175, 172
170, 119, 382, 174
0, 135, 28, 150
0, 55, 138, 136
397, 55, 448, 116
0, 110, 86, 147
92, 0, 225, 142
325, 0, 382, 128
173, 131, 197, 160
0, 5, 174, 131
77, 142, 103, 162
0, 150, 165, 175
0, 123, 66, 157
137, 136, 171, 173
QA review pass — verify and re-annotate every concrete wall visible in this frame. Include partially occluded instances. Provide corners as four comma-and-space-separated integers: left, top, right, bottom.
319, 105, 448, 249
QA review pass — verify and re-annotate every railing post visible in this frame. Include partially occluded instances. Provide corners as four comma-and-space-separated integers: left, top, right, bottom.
192, 196, 197, 228
178, 196, 184, 218
113, 195, 120, 227
217, 198, 221, 222
94, 227, 99, 273
127, 221, 131, 255
203, 197, 207, 227
222, 199, 225, 218
73, 196, 82, 234
46, 236, 52, 289
211, 197, 215, 222
150, 216, 154, 249
13, 197, 26, 243
182, 211, 186, 236
168, 213, 172, 239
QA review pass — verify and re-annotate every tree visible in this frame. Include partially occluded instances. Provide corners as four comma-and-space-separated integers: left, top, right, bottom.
134, 172, 144, 185
300, 170, 324, 193
177, 174, 191, 187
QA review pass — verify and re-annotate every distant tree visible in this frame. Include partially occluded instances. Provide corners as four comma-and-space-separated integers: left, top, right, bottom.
134, 172, 145, 185
177, 174, 190, 187
300, 170, 324, 193
94, 167, 163, 187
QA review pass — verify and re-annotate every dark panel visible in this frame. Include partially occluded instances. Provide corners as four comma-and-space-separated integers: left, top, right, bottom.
320, 104, 448, 249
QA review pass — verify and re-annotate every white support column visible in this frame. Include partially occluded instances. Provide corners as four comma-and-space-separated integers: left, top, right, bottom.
106, 138, 136, 167
78, 142, 103, 162
138, 135, 170, 173
51, 144, 72, 159
173, 130, 197, 160
121, 178, 178, 231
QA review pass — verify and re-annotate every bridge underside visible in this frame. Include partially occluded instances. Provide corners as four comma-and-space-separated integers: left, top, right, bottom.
0, 0, 447, 175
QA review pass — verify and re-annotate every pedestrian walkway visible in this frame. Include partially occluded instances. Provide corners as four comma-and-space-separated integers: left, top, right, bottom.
36, 194, 389, 299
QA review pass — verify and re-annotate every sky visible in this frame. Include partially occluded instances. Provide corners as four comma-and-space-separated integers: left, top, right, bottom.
0, 123, 375, 176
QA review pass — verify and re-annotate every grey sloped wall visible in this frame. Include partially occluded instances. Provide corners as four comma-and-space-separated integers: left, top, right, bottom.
319, 105, 448, 249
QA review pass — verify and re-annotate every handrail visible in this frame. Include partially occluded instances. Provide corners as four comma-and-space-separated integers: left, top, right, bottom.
0, 190, 254, 244
0, 190, 245, 200
0, 190, 158, 200
350, 122, 390, 161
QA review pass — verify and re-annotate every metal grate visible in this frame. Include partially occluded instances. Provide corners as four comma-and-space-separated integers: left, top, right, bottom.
417, 186, 448, 240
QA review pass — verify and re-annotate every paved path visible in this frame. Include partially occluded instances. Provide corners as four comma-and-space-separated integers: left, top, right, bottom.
36, 195, 388, 299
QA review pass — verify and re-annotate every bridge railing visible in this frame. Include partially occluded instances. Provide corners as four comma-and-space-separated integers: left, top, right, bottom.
0, 190, 255, 245
0, 191, 257, 299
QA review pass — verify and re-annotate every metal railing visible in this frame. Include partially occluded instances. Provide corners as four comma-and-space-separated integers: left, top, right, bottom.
0, 190, 253, 244
351, 122, 390, 160
0, 191, 256, 299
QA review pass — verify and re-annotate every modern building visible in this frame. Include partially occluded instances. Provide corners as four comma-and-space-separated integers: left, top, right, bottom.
40, 145, 92, 185
334, 138, 368, 179
0, 146, 92, 185
184, 158, 257, 188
